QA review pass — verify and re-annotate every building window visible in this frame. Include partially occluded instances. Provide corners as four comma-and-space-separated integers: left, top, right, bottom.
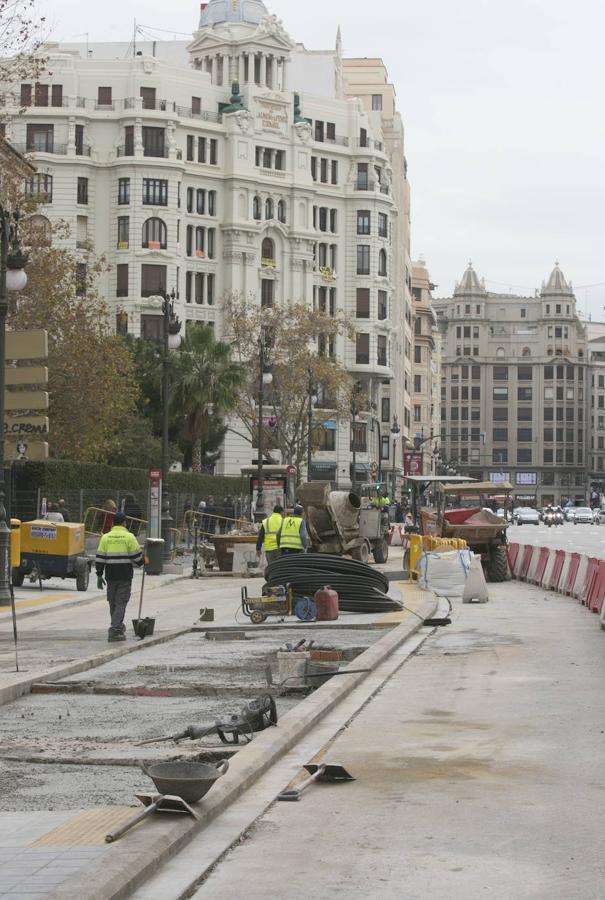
493, 386, 508, 401
318, 428, 336, 451
414, 374, 422, 393
414, 345, 422, 364
517, 448, 532, 464
356, 332, 370, 364
25, 174, 53, 203
265, 197, 274, 219
97, 86, 112, 107
198, 137, 207, 163
378, 213, 388, 237
350, 422, 367, 452
116, 263, 128, 297
377, 335, 387, 366
518, 366, 532, 380
517, 428, 532, 442
331, 160, 338, 184
140, 314, 163, 342
277, 199, 286, 223
371, 94, 382, 111
493, 366, 508, 380
356, 163, 369, 190
355, 288, 370, 319
261, 237, 275, 266
26, 123, 53, 152
378, 290, 387, 320
74, 124, 85, 155
356, 245, 370, 275
142, 126, 165, 158
124, 125, 134, 156
77, 177, 88, 205
208, 191, 216, 216
141, 264, 167, 298
517, 387, 532, 401
118, 177, 130, 205
378, 249, 387, 277
187, 135, 194, 161
142, 179, 168, 205
210, 139, 218, 165
117, 216, 129, 248
253, 196, 261, 220
261, 279, 274, 308
493, 428, 508, 442
357, 211, 370, 235
116, 311, 128, 334
142, 217, 167, 249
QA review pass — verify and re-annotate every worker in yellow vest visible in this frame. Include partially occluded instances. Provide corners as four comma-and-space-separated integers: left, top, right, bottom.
256, 504, 284, 564
277, 504, 309, 555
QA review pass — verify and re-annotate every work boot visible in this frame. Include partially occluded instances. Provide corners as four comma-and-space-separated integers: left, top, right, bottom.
108, 632, 126, 642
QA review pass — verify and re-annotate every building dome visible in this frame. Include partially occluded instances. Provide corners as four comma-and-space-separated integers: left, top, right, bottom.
453, 260, 486, 297
541, 261, 573, 296
199, 0, 269, 28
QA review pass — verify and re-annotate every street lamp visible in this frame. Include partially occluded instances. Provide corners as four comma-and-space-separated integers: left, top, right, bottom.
161, 288, 181, 564
306, 368, 317, 482
370, 407, 382, 486
255, 333, 272, 522
390, 415, 400, 497
0, 208, 28, 605
350, 381, 363, 493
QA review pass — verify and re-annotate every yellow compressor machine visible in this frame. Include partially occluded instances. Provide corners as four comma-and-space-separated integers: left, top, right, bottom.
12, 520, 90, 591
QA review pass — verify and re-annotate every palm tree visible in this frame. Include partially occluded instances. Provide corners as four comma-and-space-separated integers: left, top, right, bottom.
170, 324, 244, 472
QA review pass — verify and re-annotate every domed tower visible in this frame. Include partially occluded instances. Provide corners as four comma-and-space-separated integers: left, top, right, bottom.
189, 0, 293, 90
453, 261, 487, 318
540, 261, 576, 320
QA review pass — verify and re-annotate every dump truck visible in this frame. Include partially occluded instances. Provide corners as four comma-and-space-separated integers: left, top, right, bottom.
406, 476, 511, 582
297, 481, 390, 564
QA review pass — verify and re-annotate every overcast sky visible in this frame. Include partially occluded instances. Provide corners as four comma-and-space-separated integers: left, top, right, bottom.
37, 0, 605, 317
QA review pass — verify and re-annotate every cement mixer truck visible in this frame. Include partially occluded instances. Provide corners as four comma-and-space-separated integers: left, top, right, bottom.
296, 482, 390, 564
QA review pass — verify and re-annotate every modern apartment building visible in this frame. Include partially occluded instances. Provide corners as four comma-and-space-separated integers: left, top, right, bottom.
434, 262, 589, 507
0, 0, 413, 487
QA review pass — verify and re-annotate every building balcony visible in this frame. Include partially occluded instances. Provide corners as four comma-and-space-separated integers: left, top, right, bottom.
12, 142, 68, 156
314, 134, 349, 147
175, 105, 222, 123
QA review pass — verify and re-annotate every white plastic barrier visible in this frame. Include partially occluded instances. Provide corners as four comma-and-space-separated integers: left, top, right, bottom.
572, 554, 589, 599
541, 550, 557, 588
513, 545, 527, 580
416, 548, 472, 598
526, 547, 540, 585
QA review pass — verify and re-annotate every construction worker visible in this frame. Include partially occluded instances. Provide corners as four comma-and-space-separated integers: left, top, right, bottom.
277, 504, 308, 555
95, 512, 144, 642
256, 504, 284, 564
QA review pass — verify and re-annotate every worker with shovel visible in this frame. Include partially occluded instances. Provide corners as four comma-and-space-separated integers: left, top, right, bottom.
95, 512, 144, 642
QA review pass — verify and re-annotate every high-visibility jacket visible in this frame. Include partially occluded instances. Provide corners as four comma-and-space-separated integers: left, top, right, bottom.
278, 515, 305, 551
95, 525, 144, 582
262, 513, 283, 551
380, 495, 390, 508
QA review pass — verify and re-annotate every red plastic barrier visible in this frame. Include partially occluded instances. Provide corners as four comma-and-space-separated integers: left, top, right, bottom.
588, 560, 605, 613
533, 547, 550, 585
548, 549, 565, 592
519, 545, 534, 581
579, 557, 599, 608
507, 543, 520, 572
563, 553, 581, 595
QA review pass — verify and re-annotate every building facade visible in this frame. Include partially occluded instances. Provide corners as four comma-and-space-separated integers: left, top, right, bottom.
434, 262, 589, 507
586, 321, 605, 503
0, 0, 413, 487
411, 258, 440, 473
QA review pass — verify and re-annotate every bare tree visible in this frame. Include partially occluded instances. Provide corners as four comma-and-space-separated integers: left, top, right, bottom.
0, 0, 46, 87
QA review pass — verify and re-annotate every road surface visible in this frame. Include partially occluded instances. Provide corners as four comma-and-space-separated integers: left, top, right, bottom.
508, 520, 605, 557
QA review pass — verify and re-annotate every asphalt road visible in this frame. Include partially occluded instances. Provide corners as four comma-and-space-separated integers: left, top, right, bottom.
507, 520, 605, 558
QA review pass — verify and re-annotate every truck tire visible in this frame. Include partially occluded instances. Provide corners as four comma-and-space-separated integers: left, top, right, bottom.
351, 541, 369, 565
487, 545, 509, 582
12, 568, 24, 587
75, 559, 90, 592
372, 538, 389, 564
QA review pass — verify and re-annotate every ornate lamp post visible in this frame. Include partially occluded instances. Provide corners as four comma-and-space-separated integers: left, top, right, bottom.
0, 209, 28, 605
255, 333, 272, 522
160, 288, 181, 564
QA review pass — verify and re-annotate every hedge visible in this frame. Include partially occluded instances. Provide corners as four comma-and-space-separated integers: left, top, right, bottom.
13, 460, 245, 498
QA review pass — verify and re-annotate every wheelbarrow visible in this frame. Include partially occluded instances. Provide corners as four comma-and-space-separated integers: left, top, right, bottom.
104, 760, 229, 842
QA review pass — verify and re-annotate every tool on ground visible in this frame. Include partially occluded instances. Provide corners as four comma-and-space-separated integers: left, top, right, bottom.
132, 566, 155, 639
104, 793, 197, 843
241, 584, 293, 624
144, 760, 229, 803
136, 694, 278, 746
277, 763, 355, 801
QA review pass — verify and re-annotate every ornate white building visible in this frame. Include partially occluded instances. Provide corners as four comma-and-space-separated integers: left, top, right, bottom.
0, 0, 413, 484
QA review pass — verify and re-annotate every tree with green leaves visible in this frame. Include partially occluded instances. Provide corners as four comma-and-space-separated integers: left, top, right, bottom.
170, 324, 244, 472
224, 294, 354, 479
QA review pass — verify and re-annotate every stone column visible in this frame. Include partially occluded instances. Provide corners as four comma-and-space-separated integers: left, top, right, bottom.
266, 55, 273, 89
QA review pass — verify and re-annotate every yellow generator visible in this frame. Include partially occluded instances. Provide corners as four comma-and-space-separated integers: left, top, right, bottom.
13, 520, 90, 591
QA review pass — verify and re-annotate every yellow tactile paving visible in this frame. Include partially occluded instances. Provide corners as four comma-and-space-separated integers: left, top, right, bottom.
31, 806, 137, 846
12, 592, 77, 610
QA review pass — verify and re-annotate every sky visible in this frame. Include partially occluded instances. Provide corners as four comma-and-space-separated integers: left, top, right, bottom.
36, 0, 605, 318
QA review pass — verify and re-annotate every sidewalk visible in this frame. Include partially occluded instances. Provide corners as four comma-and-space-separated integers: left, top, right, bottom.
196, 580, 605, 900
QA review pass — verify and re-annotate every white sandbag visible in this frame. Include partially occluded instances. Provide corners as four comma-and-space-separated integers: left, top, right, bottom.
416, 548, 472, 597
463, 555, 489, 603
388, 525, 403, 546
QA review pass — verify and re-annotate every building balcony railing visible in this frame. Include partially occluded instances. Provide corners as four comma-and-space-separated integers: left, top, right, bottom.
95, 101, 115, 111
175, 105, 222, 123
315, 134, 349, 147
116, 145, 131, 157
12, 142, 68, 155
75, 145, 92, 156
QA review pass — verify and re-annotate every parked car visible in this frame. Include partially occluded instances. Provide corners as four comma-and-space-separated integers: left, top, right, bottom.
571, 507, 594, 524
595, 509, 605, 525
514, 507, 540, 525
563, 505, 576, 521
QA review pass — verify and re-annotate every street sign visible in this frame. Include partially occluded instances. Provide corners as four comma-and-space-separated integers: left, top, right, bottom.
148, 468, 162, 538
404, 452, 423, 475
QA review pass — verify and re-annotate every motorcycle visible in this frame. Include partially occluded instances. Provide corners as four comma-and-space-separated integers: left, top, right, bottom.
544, 511, 555, 528
553, 510, 564, 526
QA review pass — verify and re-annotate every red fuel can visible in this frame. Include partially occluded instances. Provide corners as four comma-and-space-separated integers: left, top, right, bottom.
314, 585, 339, 621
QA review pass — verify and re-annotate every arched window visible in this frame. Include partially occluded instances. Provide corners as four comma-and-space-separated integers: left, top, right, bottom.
496, 347, 505, 358
265, 197, 274, 219
29, 214, 51, 246
522, 346, 531, 357
142, 217, 167, 249
277, 199, 286, 223
261, 237, 275, 266
253, 195, 261, 220
378, 248, 387, 277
